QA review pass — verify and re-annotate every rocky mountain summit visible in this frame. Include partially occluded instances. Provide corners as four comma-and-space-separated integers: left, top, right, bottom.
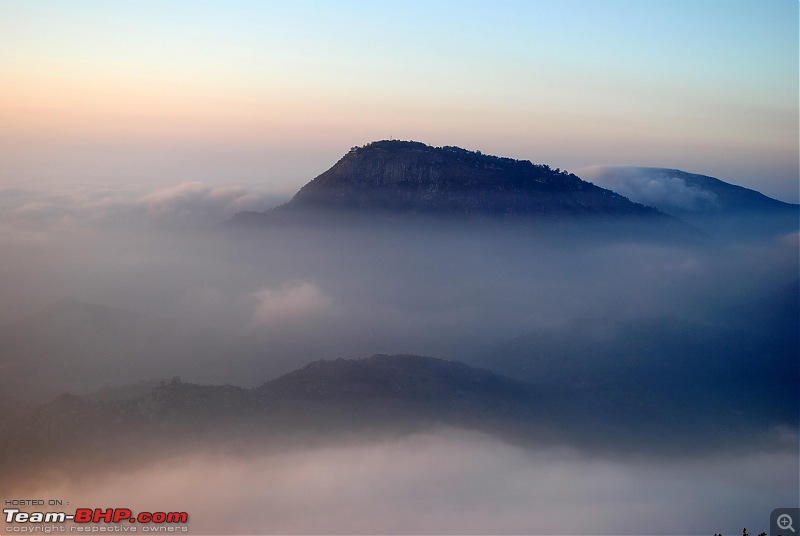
233, 141, 667, 223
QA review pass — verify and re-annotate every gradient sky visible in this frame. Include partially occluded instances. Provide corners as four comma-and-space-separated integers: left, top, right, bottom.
1, 0, 797, 202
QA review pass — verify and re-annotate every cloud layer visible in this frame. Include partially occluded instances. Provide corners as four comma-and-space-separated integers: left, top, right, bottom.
18, 430, 798, 535
579, 166, 719, 212
0, 177, 797, 534
0, 182, 284, 234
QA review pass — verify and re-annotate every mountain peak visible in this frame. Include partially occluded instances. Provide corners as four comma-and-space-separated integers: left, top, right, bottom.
276, 140, 662, 218
260, 353, 534, 402
351, 139, 431, 152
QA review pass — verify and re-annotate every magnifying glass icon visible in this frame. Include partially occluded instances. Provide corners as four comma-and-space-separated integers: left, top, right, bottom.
778, 513, 796, 533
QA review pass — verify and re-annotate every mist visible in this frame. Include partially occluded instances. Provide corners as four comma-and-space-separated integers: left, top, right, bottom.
1, 181, 797, 388
1, 180, 797, 534
578, 166, 720, 213
11, 429, 797, 535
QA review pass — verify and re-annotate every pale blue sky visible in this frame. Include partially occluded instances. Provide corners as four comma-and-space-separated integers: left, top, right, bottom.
1, 0, 797, 201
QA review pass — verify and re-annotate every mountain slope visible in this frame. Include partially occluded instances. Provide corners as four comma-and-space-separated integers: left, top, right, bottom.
580, 166, 799, 238
581, 166, 798, 215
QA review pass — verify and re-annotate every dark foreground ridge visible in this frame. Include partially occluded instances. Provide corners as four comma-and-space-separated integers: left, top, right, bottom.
231, 140, 670, 224
0, 355, 544, 490
1, 352, 794, 491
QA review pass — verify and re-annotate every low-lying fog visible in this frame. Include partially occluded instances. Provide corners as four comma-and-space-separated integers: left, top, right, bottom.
1, 181, 797, 533
17, 429, 798, 535
1, 184, 795, 373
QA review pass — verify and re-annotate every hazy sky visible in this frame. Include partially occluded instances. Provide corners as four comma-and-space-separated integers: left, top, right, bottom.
1, 0, 798, 202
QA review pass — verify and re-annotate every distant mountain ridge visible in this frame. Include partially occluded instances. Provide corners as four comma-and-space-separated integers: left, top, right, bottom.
578, 166, 799, 238
582, 166, 799, 215
0, 354, 547, 486
261, 353, 534, 403
2, 343, 794, 489
232, 141, 668, 223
